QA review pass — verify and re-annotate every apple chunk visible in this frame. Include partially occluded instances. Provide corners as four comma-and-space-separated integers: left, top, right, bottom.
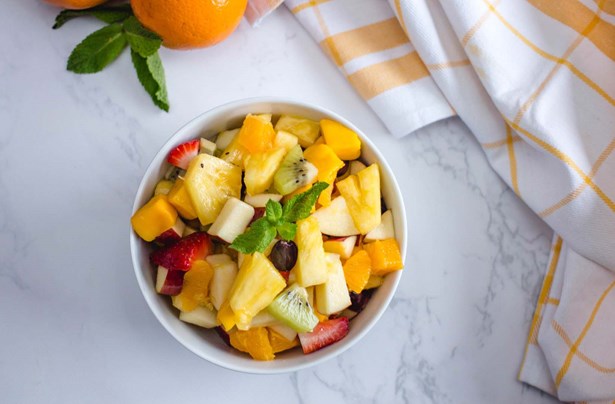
155, 266, 184, 295
364, 210, 395, 242
323, 235, 357, 260
207, 197, 255, 243
154, 216, 185, 245
179, 306, 218, 328
311, 196, 359, 237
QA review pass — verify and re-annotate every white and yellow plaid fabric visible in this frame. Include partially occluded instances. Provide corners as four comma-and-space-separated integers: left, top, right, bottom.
284, 0, 615, 402
245, 0, 286, 26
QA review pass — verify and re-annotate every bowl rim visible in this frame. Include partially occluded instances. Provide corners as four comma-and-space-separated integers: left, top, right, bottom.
130, 96, 407, 374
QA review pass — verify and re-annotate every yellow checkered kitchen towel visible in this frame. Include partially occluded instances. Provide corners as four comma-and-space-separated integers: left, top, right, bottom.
285, 0, 615, 402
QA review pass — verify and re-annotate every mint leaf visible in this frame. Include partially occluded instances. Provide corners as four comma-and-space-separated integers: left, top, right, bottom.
123, 16, 161, 57
282, 182, 329, 223
265, 199, 283, 225
53, 5, 132, 29
130, 49, 169, 112
230, 218, 277, 254
67, 23, 127, 74
277, 222, 297, 241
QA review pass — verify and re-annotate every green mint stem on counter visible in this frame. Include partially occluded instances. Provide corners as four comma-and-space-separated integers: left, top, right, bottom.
54, 5, 169, 112
230, 182, 329, 254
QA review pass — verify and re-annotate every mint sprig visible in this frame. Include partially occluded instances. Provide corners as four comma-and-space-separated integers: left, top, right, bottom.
230, 182, 329, 254
54, 4, 169, 112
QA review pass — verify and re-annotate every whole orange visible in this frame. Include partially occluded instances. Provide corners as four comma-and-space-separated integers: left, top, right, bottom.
131, 0, 248, 50
44, 0, 107, 9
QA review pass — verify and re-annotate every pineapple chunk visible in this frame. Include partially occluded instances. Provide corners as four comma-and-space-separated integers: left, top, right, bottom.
131, 195, 178, 242
315, 253, 352, 315
336, 163, 381, 234
220, 133, 248, 167
295, 216, 328, 287
229, 252, 286, 330
273, 130, 299, 151
184, 154, 242, 226
274, 115, 320, 147
167, 177, 198, 220
244, 148, 287, 195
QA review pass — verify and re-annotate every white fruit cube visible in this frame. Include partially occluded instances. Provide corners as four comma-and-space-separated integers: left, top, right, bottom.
199, 138, 217, 155
312, 196, 360, 237
349, 160, 367, 175
315, 253, 352, 315
179, 306, 219, 328
269, 323, 298, 341
215, 128, 239, 151
323, 235, 357, 259
206, 253, 232, 267
207, 197, 255, 243
246, 309, 278, 328
244, 193, 283, 208
364, 210, 395, 242
209, 260, 238, 311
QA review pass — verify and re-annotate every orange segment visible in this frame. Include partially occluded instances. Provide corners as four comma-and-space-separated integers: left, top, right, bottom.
363, 238, 403, 275
343, 250, 372, 293
268, 328, 299, 354
237, 114, 276, 155
173, 260, 214, 312
131, 195, 178, 242
229, 327, 275, 361
303, 144, 345, 207
321, 119, 362, 160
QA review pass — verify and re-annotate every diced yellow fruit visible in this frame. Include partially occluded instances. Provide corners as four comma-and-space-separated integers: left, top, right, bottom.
220, 133, 248, 167
274, 115, 321, 147
172, 260, 214, 312
268, 328, 299, 354
184, 154, 242, 226
237, 114, 276, 154
154, 179, 174, 196
282, 184, 312, 203
313, 136, 325, 145
343, 250, 372, 293
131, 195, 178, 242
363, 238, 403, 275
273, 130, 299, 151
364, 274, 384, 289
304, 144, 345, 207
336, 164, 381, 234
295, 216, 328, 287
321, 119, 362, 160
244, 148, 287, 195
217, 300, 236, 331
228, 252, 286, 330
230, 327, 275, 361
167, 178, 198, 220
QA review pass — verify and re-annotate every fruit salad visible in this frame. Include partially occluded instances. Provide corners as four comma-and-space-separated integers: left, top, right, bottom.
131, 113, 404, 360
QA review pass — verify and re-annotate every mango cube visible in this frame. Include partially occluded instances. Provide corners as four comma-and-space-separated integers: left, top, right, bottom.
321, 119, 361, 160
131, 195, 178, 242
303, 144, 345, 207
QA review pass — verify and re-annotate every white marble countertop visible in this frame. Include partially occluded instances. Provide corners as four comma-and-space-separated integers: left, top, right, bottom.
1, 2, 562, 403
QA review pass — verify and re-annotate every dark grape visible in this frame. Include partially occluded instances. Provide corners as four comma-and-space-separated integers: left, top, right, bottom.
337, 162, 349, 177
349, 288, 375, 313
269, 240, 298, 271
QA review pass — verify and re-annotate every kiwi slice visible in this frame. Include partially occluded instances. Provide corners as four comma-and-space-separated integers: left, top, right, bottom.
267, 283, 319, 332
273, 145, 318, 195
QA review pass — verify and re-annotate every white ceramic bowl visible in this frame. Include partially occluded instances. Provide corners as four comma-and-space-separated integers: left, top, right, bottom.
130, 97, 407, 374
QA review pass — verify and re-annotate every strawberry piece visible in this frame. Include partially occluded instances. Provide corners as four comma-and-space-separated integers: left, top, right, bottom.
298, 317, 349, 354
278, 270, 290, 283
150, 232, 213, 271
167, 139, 200, 170
154, 228, 182, 246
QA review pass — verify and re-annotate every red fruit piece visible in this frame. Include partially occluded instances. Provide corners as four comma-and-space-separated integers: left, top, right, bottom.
167, 139, 200, 170
298, 317, 349, 354
150, 232, 213, 271
154, 228, 182, 246
155, 266, 185, 295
